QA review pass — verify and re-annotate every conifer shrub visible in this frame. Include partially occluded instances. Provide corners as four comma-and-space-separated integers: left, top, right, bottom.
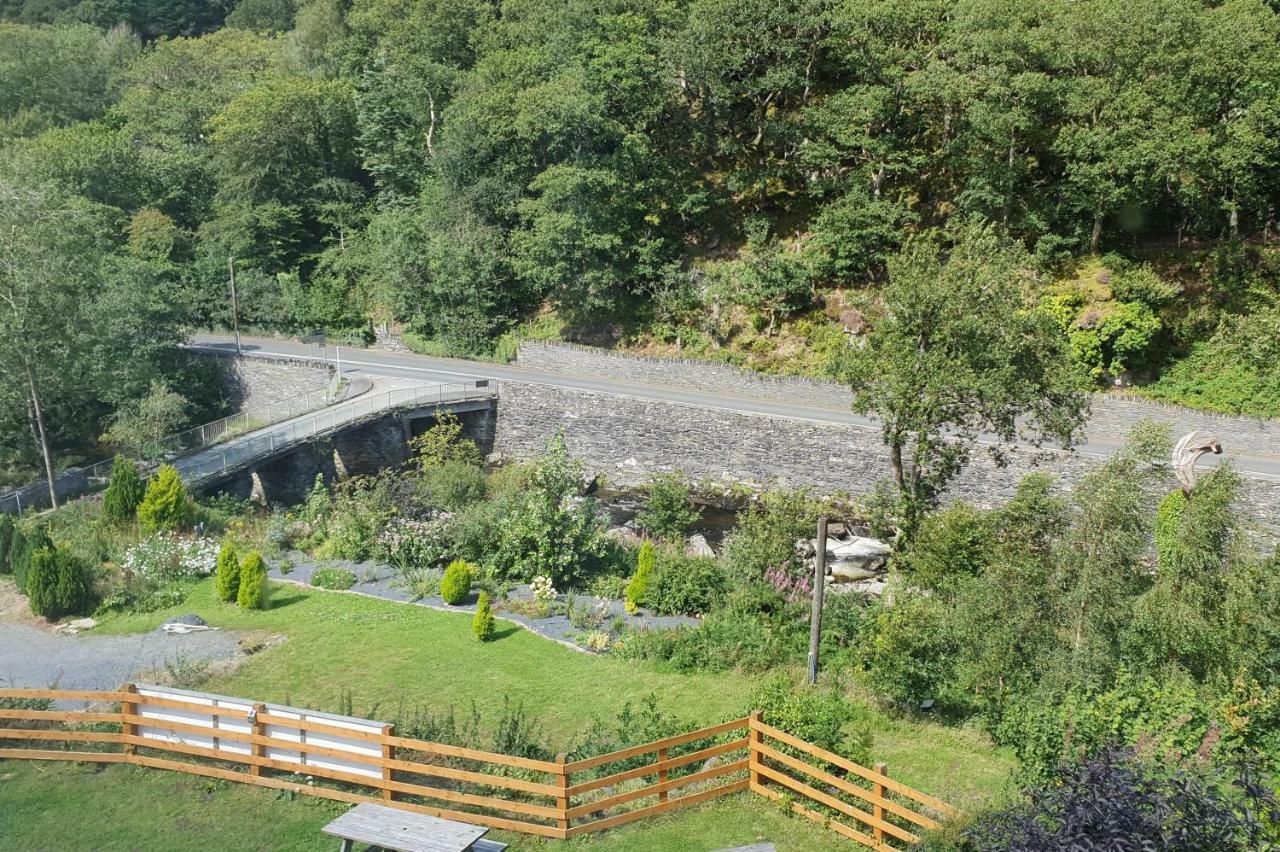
102, 456, 145, 522
214, 542, 240, 603
0, 514, 14, 574
11, 527, 52, 595
236, 551, 268, 610
625, 541, 655, 614
473, 591, 495, 641
441, 558, 472, 605
137, 464, 191, 533
26, 547, 94, 620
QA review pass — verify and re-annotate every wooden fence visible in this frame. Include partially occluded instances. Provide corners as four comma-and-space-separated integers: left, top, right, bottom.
0, 686, 954, 848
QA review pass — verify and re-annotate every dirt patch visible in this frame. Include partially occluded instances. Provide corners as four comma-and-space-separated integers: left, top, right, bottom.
0, 578, 41, 628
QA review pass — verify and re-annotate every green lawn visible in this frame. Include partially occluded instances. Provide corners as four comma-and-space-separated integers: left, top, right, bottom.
6, 577, 1013, 847
0, 761, 852, 851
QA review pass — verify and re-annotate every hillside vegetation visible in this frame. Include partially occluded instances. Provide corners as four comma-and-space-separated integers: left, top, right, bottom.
3, 0, 1280, 482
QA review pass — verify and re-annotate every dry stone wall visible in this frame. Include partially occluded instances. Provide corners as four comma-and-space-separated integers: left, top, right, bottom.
517, 341, 1280, 448
211, 351, 335, 412
503, 345, 1280, 537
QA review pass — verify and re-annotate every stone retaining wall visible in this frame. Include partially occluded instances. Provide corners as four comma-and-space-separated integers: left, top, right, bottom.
493, 382, 1280, 538
210, 350, 335, 412
517, 341, 1280, 447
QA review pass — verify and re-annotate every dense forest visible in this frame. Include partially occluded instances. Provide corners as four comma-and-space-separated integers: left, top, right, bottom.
3, 0, 1280, 481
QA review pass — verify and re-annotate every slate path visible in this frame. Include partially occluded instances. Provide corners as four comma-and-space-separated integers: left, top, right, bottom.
268, 553, 699, 653
0, 623, 240, 693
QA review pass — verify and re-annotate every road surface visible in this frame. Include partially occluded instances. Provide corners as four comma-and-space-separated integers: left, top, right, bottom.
188, 334, 1280, 481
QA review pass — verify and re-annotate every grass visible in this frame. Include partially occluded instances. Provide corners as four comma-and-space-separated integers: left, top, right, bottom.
5, 577, 1012, 848
89, 576, 1013, 811
0, 761, 853, 851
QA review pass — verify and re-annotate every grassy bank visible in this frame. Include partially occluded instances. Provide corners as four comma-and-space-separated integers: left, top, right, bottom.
0, 761, 856, 851
90, 576, 1013, 811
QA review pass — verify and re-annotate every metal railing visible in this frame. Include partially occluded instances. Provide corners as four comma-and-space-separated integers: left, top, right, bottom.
0, 381, 347, 515
176, 381, 496, 487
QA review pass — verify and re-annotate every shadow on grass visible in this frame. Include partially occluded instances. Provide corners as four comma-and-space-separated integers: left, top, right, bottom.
491, 624, 520, 641
268, 593, 307, 610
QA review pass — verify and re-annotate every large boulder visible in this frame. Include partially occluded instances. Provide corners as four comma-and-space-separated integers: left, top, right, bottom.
686, 533, 715, 557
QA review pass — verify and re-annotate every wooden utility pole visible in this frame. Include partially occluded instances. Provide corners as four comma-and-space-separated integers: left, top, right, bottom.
228, 256, 242, 356
807, 516, 827, 684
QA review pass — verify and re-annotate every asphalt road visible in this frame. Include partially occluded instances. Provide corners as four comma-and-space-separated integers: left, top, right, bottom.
189, 334, 1280, 481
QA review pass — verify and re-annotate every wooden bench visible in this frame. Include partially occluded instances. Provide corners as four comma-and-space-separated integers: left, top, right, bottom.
322, 803, 504, 852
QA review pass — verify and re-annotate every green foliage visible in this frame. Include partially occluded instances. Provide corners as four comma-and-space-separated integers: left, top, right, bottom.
310, 566, 356, 591
635, 473, 701, 542
859, 593, 956, 708
100, 380, 190, 460
102, 456, 145, 523
472, 590, 495, 641
625, 541, 655, 614
214, 541, 240, 603
0, 514, 13, 574
235, 551, 268, 609
722, 490, 817, 583
749, 673, 872, 763
25, 546, 93, 620
410, 411, 482, 472
137, 465, 191, 533
440, 558, 472, 605
1142, 306, 1280, 418
994, 673, 1280, 784
419, 460, 487, 511
848, 222, 1089, 530
900, 503, 992, 592
647, 550, 726, 616
10, 527, 51, 594
490, 434, 608, 588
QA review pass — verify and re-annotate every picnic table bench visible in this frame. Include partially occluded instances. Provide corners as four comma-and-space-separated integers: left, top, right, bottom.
322, 803, 507, 852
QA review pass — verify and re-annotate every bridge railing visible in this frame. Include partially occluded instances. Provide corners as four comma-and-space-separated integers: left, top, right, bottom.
1, 383, 343, 515
183, 381, 496, 487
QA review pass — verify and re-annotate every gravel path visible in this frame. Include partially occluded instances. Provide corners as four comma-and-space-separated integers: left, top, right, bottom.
0, 623, 241, 693
270, 554, 698, 653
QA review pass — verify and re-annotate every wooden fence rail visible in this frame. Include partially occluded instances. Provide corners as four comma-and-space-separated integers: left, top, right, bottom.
0, 687, 956, 847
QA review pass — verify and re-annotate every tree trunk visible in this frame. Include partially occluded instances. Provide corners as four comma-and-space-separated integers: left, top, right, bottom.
889, 441, 906, 493
25, 359, 58, 510
1090, 214, 1103, 254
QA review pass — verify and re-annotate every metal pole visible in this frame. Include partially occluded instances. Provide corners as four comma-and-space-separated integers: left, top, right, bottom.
335, 345, 341, 376
15, 492, 21, 517
229, 257, 242, 356
807, 516, 828, 685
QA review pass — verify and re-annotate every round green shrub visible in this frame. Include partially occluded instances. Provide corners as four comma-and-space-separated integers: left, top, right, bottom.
102, 456, 145, 523
11, 527, 52, 595
236, 551, 269, 610
310, 566, 356, 590
214, 542, 240, 603
749, 672, 872, 762
647, 551, 726, 616
625, 541, 655, 614
440, 558, 472, 605
472, 591, 495, 641
26, 547, 94, 621
137, 464, 191, 533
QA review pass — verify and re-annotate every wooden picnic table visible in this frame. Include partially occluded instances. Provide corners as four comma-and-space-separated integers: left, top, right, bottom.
321, 803, 501, 852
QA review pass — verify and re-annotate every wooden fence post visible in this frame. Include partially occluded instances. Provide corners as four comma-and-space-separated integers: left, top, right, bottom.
382, 724, 395, 802
120, 683, 137, 759
555, 752, 570, 837
873, 762, 888, 844
249, 703, 267, 777
748, 711, 763, 791
657, 746, 669, 803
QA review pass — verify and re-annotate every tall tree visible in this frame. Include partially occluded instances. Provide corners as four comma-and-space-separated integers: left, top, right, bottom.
846, 220, 1089, 530
0, 181, 106, 506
